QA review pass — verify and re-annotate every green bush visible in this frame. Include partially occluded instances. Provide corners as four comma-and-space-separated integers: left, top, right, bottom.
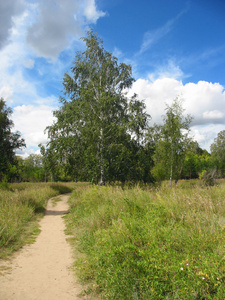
66, 183, 225, 299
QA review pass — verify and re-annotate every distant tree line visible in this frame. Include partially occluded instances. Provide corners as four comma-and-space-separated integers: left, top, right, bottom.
0, 31, 224, 184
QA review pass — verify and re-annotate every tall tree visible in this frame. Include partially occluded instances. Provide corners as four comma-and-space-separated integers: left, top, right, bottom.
45, 30, 149, 184
210, 130, 225, 176
0, 98, 26, 181
152, 98, 193, 186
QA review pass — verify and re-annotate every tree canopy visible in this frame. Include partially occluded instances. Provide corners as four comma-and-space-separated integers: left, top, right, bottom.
36, 31, 223, 185
44, 30, 149, 184
210, 130, 225, 176
152, 98, 193, 185
0, 98, 26, 181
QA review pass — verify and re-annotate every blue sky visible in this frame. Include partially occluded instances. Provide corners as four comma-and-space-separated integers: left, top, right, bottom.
0, 0, 225, 156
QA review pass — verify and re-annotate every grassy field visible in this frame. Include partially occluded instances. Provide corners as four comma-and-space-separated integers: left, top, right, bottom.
66, 181, 225, 299
0, 182, 76, 258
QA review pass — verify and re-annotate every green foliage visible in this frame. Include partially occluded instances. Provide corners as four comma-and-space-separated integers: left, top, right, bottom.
182, 147, 214, 180
0, 98, 26, 181
211, 130, 225, 176
152, 98, 193, 185
0, 182, 75, 258
43, 30, 150, 185
19, 154, 46, 182
66, 183, 225, 299
202, 168, 218, 186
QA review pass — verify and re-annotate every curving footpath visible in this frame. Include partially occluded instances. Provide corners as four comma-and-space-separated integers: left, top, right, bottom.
0, 195, 86, 300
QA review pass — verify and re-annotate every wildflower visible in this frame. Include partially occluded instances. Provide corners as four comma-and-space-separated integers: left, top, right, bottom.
180, 267, 184, 271
202, 277, 205, 280
186, 263, 189, 266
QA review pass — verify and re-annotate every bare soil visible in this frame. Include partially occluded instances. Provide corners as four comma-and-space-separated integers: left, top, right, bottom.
0, 195, 87, 300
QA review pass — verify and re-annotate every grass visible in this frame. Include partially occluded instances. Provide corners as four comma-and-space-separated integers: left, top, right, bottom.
51, 196, 62, 207
65, 181, 225, 299
0, 182, 77, 258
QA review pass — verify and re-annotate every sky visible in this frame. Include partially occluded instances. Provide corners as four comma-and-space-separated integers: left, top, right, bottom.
1, 0, 225, 157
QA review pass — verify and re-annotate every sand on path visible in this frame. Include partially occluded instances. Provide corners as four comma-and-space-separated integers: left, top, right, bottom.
0, 194, 86, 300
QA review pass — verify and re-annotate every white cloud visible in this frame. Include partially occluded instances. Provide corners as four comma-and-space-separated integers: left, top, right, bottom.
152, 60, 184, 80
13, 103, 56, 149
190, 124, 225, 152
17, 148, 41, 159
22, 58, 35, 69
203, 110, 224, 120
0, 86, 14, 103
139, 19, 174, 54
0, 0, 25, 49
139, 6, 188, 54
26, 0, 105, 60
128, 77, 182, 123
0, 10, 39, 106
83, 0, 106, 23
181, 81, 225, 125
128, 77, 225, 151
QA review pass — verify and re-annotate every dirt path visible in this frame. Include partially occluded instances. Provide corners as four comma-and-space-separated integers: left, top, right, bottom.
0, 195, 86, 300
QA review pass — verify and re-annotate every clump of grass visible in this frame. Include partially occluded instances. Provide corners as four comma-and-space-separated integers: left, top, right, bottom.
0, 182, 78, 258
66, 182, 225, 299
51, 196, 62, 207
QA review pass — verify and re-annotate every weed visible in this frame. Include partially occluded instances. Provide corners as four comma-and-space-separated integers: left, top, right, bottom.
65, 181, 225, 299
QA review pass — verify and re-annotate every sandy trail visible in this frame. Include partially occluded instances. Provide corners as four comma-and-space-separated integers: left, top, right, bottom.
0, 194, 86, 300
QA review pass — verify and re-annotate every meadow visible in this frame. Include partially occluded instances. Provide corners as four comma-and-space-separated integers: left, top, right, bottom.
66, 181, 225, 299
0, 182, 75, 258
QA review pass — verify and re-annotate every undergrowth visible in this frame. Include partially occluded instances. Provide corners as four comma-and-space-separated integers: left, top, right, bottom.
66, 181, 225, 299
0, 182, 77, 258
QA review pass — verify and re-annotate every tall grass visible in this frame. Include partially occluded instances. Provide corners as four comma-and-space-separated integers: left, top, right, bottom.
0, 182, 76, 258
66, 182, 225, 299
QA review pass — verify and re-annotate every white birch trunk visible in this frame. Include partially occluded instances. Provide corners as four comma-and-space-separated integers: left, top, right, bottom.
99, 127, 105, 186
170, 143, 173, 187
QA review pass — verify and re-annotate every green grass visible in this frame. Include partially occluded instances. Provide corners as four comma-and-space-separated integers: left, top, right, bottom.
65, 181, 225, 299
0, 182, 77, 258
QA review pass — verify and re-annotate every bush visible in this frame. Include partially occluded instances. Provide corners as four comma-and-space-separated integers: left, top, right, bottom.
202, 168, 218, 186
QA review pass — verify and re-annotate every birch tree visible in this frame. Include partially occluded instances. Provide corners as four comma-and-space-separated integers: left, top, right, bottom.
45, 30, 149, 184
152, 99, 193, 186
210, 130, 225, 176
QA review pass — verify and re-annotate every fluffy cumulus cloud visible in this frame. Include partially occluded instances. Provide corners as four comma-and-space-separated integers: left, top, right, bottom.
83, 0, 106, 23
0, 86, 14, 103
181, 81, 225, 125
13, 102, 57, 149
26, 0, 105, 60
0, 0, 25, 49
128, 77, 225, 151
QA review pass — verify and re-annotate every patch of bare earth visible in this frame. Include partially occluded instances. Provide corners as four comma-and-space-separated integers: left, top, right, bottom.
0, 195, 88, 300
